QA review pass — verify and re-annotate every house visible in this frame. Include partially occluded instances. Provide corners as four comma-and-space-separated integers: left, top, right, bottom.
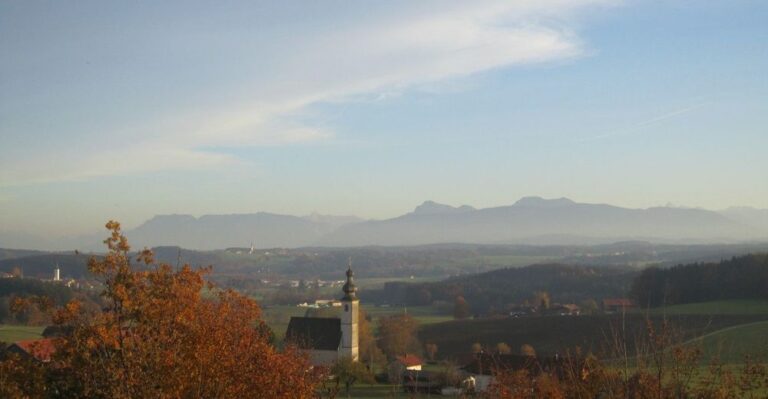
42, 325, 73, 338
285, 267, 359, 366
387, 353, 425, 384
550, 303, 580, 316
395, 354, 423, 371
601, 298, 636, 313
6, 338, 57, 362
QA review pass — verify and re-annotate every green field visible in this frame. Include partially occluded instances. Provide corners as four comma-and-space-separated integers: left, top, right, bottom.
362, 305, 452, 326
354, 277, 439, 290
648, 300, 768, 315
685, 320, 768, 363
0, 324, 44, 343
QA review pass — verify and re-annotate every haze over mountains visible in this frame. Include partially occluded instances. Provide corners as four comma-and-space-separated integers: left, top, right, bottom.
3, 197, 768, 251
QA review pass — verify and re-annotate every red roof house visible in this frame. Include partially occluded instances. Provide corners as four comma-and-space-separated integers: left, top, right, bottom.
601, 298, 636, 313
7, 338, 57, 362
395, 354, 423, 370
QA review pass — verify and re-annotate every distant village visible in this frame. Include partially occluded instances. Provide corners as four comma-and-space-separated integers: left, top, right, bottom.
0, 264, 100, 291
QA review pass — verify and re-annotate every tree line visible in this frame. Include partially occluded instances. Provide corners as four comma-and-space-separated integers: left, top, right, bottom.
374, 264, 636, 314
631, 253, 768, 307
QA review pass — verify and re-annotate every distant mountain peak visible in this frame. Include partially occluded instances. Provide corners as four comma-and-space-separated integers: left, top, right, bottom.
513, 196, 575, 207
413, 201, 475, 215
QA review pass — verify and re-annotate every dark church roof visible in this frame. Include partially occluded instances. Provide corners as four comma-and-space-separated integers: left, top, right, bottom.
285, 317, 341, 351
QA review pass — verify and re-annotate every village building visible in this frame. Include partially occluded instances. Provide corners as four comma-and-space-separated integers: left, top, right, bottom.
387, 353, 426, 386
601, 298, 636, 313
6, 338, 57, 363
285, 266, 359, 366
394, 354, 423, 371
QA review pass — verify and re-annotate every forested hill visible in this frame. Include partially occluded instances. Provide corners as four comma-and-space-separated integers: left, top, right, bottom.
378, 264, 638, 313
631, 253, 768, 307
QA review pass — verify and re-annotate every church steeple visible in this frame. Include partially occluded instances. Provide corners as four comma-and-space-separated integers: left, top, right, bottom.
342, 259, 357, 300
340, 258, 359, 361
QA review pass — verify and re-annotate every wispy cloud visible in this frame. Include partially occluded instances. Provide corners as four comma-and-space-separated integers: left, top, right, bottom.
574, 102, 709, 143
0, 0, 618, 185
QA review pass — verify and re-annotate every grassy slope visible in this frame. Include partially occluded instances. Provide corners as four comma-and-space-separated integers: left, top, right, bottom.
0, 325, 44, 343
648, 300, 768, 315
686, 320, 768, 363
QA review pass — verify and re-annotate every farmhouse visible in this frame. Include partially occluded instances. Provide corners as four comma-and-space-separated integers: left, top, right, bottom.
7, 338, 57, 363
601, 298, 636, 313
394, 354, 423, 371
285, 267, 359, 366
388, 353, 424, 383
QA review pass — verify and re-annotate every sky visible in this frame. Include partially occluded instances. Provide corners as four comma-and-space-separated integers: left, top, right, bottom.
1, 0, 767, 238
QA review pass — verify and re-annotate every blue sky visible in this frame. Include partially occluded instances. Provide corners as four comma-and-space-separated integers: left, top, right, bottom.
1, 0, 767, 237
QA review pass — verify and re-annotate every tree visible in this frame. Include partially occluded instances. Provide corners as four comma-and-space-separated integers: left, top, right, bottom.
425, 343, 438, 361
580, 298, 599, 315
471, 342, 483, 354
521, 344, 536, 357
533, 291, 550, 311
377, 314, 421, 359
2, 221, 321, 398
332, 356, 374, 397
453, 295, 470, 319
358, 310, 386, 372
496, 342, 512, 354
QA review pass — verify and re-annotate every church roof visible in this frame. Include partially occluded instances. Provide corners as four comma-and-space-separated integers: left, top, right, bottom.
285, 317, 341, 351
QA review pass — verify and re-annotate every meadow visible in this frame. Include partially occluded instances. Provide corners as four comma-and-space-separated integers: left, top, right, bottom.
646, 299, 768, 315
0, 324, 43, 343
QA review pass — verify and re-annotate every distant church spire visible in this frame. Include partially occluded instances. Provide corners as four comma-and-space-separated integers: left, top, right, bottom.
340, 258, 359, 361
342, 257, 357, 300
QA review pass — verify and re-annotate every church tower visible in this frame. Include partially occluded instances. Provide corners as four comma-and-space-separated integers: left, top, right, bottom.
340, 262, 359, 361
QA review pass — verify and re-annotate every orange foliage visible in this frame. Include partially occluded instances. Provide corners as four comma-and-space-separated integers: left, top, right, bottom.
2, 221, 322, 398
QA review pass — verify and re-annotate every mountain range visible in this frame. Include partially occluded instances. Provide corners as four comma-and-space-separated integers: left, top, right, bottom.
3, 197, 768, 251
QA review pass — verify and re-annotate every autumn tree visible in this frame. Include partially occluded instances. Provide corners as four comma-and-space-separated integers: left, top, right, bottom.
471, 342, 483, 354
521, 344, 536, 356
496, 342, 512, 354
425, 342, 438, 361
2, 221, 321, 398
331, 356, 374, 397
579, 298, 599, 315
453, 295, 470, 319
533, 291, 550, 311
358, 309, 386, 372
377, 314, 421, 359
0, 350, 46, 399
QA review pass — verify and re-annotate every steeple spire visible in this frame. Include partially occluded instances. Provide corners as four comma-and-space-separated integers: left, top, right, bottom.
342, 257, 357, 300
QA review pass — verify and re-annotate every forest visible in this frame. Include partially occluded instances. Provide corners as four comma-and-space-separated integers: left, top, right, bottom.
631, 253, 768, 307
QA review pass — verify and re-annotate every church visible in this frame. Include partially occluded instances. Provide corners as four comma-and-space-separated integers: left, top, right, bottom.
285, 267, 359, 366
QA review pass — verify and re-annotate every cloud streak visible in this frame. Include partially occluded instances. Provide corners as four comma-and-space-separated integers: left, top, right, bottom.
574, 102, 709, 143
